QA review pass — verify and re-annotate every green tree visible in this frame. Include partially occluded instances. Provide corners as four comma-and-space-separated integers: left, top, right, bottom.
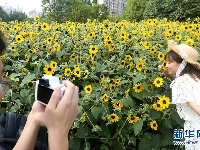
91, 4, 109, 22
0, 6, 9, 22
9, 10, 28, 22
42, 0, 72, 23
144, 0, 200, 21
67, 0, 92, 22
122, 0, 151, 22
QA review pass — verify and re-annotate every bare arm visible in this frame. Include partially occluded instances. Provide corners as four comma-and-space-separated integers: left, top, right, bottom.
188, 102, 200, 116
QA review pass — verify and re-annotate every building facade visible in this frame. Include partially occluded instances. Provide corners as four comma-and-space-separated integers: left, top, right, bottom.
103, 0, 127, 15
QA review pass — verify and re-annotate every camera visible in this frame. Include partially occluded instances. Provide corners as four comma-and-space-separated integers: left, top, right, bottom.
35, 75, 66, 105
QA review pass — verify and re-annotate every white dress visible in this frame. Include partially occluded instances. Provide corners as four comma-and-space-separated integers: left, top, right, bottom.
171, 74, 200, 150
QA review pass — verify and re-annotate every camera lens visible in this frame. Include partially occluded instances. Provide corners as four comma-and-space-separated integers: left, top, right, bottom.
39, 78, 50, 87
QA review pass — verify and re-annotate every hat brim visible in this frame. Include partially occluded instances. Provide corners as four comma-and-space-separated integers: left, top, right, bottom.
168, 40, 200, 70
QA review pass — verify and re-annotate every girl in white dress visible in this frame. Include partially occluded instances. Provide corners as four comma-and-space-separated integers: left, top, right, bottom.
165, 40, 200, 150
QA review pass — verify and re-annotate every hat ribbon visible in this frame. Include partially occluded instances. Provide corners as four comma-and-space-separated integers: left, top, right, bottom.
176, 60, 187, 77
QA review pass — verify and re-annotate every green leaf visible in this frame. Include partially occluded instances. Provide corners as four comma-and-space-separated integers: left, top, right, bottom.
133, 120, 143, 135
121, 97, 134, 107
171, 109, 184, 127
21, 73, 35, 86
91, 106, 101, 119
69, 138, 80, 150
31, 55, 38, 61
20, 89, 29, 97
164, 119, 172, 129
150, 110, 161, 120
118, 80, 129, 85
111, 141, 125, 150
9, 73, 22, 78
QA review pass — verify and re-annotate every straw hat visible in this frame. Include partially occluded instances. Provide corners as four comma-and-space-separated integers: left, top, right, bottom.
167, 40, 200, 70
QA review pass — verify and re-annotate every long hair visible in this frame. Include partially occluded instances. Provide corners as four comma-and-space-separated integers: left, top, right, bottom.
165, 51, 200, 79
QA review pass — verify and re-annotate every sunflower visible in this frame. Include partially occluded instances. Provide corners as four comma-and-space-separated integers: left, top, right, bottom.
157, 52, 164, 61
9, 45, 17, 50
150, 46, 156, 54
53, 43, 61, 51
41, 23, 49, 30
150, 120, 158, 130
87, 32, 95, 38
158, 95, 171, 109
109, 83, 116, 92
43, 65, 55, 75
64, 68, 71, 77
120, 37, 127, 44
15, 35, 23, 43
108, 113, 119, 123
113, 100, 123, 109
108, 43, 115, 51
83, 70, 89, 79
22, 68, 28, 75
153, 77, 164, 87
84, 85, 92, 94
89, 45, 98, 54
70, 53, 77, 61
133, 83, 144, 93
125, 55, 132, 61
102, 93, 109, 103
161, 61, 168, 71
113, 79, 121, 85
127, 115, 139, 123
47, 37, 53, 44
152, 101, 164, 111
120, 61, 126, 68
50, 61, 57, 68
25, 54, 29, 62
34, 16, 40, 21
104, 39, 112, 46
120, 30, 127, 38
136, 61, 145, 71
175, 34, 182, 41
74, 67, 81, 77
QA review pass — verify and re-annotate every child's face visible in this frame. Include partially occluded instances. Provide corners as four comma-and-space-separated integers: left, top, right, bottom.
165, 57, 181, 76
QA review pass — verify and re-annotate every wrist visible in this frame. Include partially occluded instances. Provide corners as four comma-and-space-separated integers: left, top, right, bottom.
27, 111, 41, 130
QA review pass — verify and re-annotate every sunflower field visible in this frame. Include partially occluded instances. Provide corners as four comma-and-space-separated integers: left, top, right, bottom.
0, 17, 200, 149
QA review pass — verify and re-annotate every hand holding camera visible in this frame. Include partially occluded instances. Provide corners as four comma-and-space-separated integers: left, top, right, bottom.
35, 75, 66, 105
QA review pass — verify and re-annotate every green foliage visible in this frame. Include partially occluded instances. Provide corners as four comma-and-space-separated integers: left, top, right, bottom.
144, 0, 200, 21
1, 17, 198, 149
0, 6, 9, 22
122, 0, 151, 22
9, 10, 28, 22
42, 0, 108, 23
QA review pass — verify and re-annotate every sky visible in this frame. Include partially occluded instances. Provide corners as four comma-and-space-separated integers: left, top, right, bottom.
0, 0, 104, 14
0, 0, 43, 14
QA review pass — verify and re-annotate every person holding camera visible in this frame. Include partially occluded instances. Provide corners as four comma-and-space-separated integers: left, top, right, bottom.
0, 36, 79, 150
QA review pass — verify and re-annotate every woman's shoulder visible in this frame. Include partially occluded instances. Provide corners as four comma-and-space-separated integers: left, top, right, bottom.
170, 74, 198, 88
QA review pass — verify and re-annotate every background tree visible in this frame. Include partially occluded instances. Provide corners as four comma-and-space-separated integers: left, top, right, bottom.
122, 0, 151, 22
0, 6, 9, 22
91, 4, 109, 22
67, 0, 92, 22
143, 0, 200, 21
42, 0, 72, 23
9, 10, 28, 22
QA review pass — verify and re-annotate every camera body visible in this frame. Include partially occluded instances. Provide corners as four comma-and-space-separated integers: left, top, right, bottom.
35, 75, 66, 105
